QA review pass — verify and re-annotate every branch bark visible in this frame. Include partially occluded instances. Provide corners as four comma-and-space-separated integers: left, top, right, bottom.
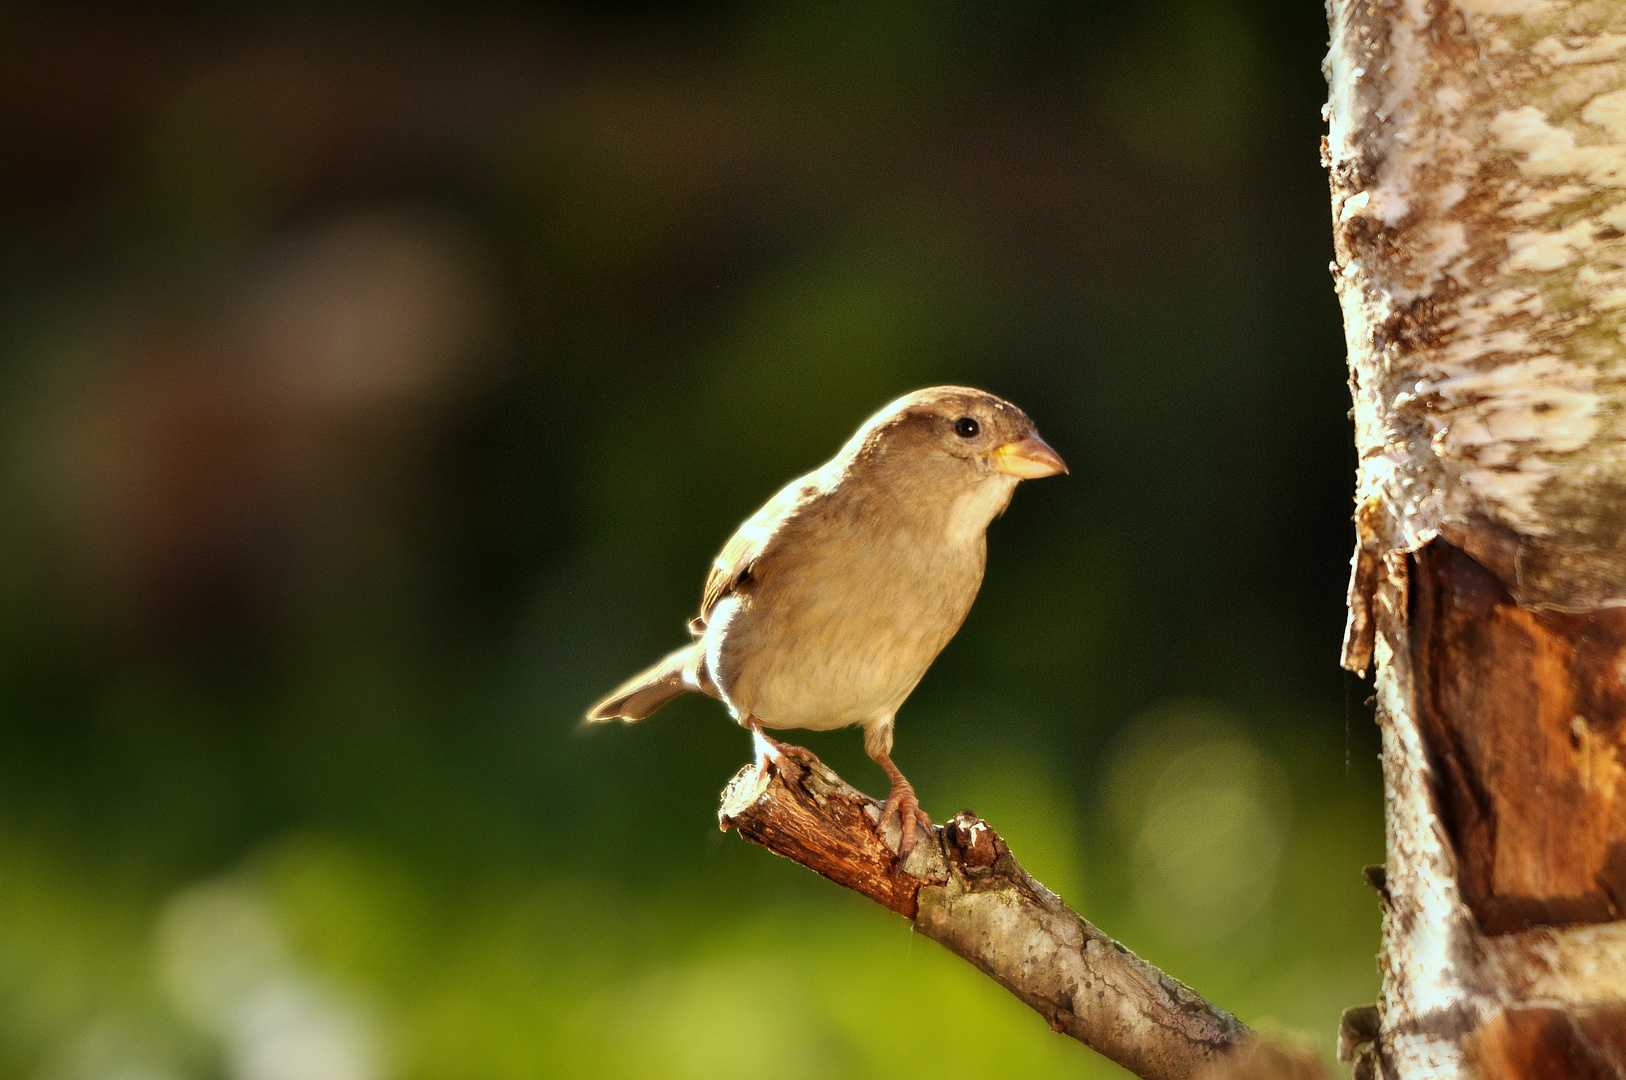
717, 749, 1250, 1080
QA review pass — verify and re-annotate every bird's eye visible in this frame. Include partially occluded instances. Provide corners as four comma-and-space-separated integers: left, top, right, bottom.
953, 416, 980, 439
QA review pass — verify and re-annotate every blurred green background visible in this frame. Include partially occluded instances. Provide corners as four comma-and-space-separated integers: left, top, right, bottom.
0, 2, 1380, 1078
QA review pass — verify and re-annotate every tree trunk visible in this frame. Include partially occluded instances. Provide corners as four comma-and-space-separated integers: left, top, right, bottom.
1325, 1, 1626, 1077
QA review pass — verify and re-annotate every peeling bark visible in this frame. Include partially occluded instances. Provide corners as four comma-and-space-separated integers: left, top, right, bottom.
1413, 539, 1626, 933
718, 751, 1249, 1080
1326, 0, 1626, 1076
1467, 1003, 1626, 1079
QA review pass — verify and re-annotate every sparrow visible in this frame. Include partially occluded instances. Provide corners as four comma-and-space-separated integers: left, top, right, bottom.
587, 386, 1067, 859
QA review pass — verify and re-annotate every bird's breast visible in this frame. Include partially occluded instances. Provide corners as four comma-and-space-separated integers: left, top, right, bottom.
708, 517, 984, 731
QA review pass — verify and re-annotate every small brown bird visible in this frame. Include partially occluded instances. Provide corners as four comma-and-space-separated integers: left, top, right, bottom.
588, 386, 1067, 858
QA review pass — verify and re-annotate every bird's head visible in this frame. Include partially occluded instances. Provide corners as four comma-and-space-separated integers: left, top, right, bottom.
851, 386, 1068, 489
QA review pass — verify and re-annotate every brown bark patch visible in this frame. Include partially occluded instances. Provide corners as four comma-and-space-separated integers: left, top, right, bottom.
1412, 539, 1626, 933
718, 755, 928, 917
1467, 1004, 1626, 1080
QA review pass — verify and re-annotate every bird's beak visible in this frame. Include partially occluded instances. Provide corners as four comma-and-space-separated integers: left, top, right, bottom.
991, 433, 1068, 478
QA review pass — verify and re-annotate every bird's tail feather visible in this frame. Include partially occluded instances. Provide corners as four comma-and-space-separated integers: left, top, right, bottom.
587, 643, 708, 722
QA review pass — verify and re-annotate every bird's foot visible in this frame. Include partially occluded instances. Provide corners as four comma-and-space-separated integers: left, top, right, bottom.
746, 718, 816, 772
880, 780, 934, 862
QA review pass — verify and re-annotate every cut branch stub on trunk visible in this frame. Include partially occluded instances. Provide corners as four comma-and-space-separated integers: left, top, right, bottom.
718, 749, 1252, 1080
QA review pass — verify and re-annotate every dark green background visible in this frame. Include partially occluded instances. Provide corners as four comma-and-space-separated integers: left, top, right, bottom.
0, 3, 1381, 1077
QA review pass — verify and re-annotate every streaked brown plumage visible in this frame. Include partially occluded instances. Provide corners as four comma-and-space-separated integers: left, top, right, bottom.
588, 386, 1066, 858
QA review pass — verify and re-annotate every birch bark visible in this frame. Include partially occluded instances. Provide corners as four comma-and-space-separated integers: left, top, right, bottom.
1325, 1, 1626, 1076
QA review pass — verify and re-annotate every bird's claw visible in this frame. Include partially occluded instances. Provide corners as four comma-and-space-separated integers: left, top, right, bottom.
775, 741, 818, 764
880, 785, 933, 862
750, 726, 816, 772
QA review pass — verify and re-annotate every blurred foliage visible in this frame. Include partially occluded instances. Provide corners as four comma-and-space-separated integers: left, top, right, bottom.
0, 2, 1379, 1078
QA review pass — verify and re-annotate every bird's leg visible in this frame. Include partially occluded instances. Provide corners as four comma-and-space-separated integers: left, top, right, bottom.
873, 754, 933, 860
865, 719, 932, 860
742, 714, 815, 771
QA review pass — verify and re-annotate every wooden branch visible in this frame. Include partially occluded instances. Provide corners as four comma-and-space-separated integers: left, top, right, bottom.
718, 749, 1251, 1080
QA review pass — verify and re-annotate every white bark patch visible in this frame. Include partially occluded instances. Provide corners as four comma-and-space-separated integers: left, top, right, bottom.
1372, 627, 1486, 1079
1586, 89, 1626, 141
1529, 32, 1626, 65
1490, 105, 1626, 185
1425, 356, 1600, 528
1483, 922, 1626, 1000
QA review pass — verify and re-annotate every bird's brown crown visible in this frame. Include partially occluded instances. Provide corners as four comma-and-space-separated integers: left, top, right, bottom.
846, 386, 1038, 470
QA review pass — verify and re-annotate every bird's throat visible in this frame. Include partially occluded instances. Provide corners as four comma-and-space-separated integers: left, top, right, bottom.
943, 474, 1019, 545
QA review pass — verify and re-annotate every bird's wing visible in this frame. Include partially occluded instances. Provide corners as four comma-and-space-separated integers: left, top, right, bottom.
694, 471, 827, 631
